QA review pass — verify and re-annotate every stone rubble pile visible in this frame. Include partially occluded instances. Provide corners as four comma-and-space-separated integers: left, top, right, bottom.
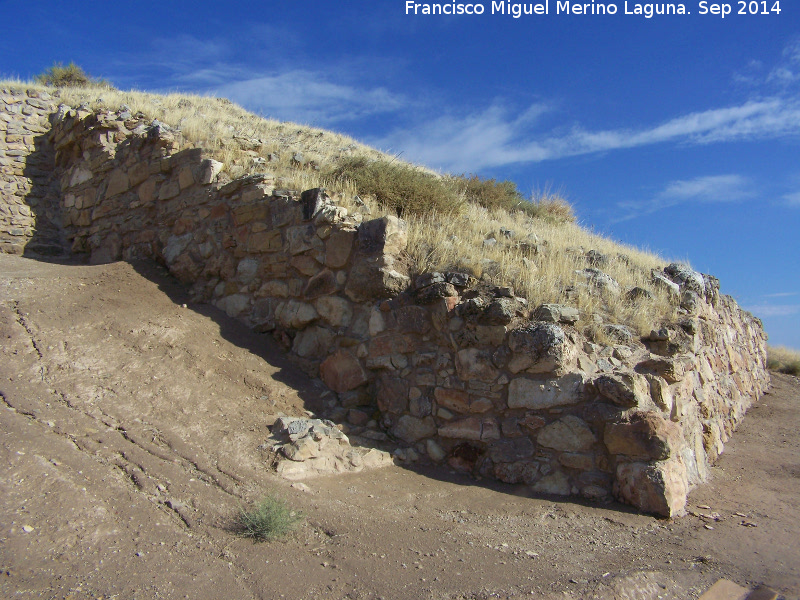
262, 416, 393, 480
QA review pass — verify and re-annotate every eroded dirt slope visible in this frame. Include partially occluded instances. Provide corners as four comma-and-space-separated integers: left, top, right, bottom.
1, 255, 798, 600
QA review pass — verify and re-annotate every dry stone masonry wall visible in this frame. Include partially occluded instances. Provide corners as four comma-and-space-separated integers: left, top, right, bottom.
0, 90, 770, 516
0, 88, 62, 256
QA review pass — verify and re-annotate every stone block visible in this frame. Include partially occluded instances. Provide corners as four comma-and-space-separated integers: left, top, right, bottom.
697, 580, 749, 600
197, 159, 223, 184
646, 374, 673, 413
357, 215, 407, 255
325, 229, 355, 268
138, 178, 157, 204
434, 388, 470, 413
369, 334, 414, 357
438, 417, 484, 441
345, 255, 410, 302
508, 373, 584, 410
507, 323, 575, 375
162, 233, 194, 264
304, 269, 336, 299
456, 348, 499, 382
257, 280, 290, 298
475, 325, 507, 346
559, 453, 594, 471
535, 304, 580, 324
315, 296, 353, 328
637, 356, 686, 383
293, 326, 335, 359
158, 180, 180, 201
105, 169, 130, 198
614, 459, 688, 517
247, 229, 282, 253
593, 370, 651, 408
275, 300, 318, 329
218, 294, 250, 317
377, 375, 409, 414
178, 166, 195, 189
320, 350, 368, 393
395, 306, 431, 334
537, 416, 596, 452
426, 439, 446, 462
232, 203, 268, 226
393, 415, 437, 443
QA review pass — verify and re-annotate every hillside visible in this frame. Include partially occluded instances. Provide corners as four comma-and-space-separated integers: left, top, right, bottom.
5, 81, 675, 338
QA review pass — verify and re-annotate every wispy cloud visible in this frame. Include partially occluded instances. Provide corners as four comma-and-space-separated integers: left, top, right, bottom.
767, 40, 800, 85
613, 175, 755, 222
763, 292, 799, 299
735, 39, 800, 89
783, 191, 800, 208
372, 97, 800, 172
211, 72, 407, 126
747, 304, 800, 318
115, 33, 800, 171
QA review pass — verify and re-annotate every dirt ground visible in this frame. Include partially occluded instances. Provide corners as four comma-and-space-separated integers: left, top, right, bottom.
1, 254, 798, 600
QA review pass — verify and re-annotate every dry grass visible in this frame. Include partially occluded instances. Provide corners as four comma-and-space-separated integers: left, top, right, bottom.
403, 202, 673, 336
3, 79, 681, 336
3, 82, 385, 192
767, 346, 800, 376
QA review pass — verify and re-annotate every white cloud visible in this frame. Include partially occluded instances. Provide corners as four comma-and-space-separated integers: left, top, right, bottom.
761, 40, 800, 86
368, 102, 553, 172
211, 71, 407, 126
763, 292, 799, 298
658, 175, 754, 203
783, 191, 800, 207
372, 98, 800, 173
613, 175, 755, 222
747, 304, 800, 318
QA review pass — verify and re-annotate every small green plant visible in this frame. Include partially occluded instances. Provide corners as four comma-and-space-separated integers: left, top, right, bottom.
235, 495, 302, 542
35, 61, 114, 89
767, 345, 800, 376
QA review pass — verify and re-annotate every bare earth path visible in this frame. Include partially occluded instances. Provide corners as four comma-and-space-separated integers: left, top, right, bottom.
1, 255, 798, 600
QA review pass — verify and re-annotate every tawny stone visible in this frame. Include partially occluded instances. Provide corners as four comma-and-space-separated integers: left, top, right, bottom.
320, 350, 368, 393
537, 416, 596, 452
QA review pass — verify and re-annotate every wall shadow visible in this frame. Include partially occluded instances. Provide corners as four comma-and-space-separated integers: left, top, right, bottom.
20, 125, 68, 259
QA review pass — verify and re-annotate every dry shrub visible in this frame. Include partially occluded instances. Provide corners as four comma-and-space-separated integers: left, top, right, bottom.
457, 175, 524, 212
767, 345, 800, 376
525, 191, 576, 223
326, 157, 465, 217
35, 62, 114, 89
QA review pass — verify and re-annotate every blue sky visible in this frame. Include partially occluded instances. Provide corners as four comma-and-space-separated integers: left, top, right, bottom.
3, 0, 799, 347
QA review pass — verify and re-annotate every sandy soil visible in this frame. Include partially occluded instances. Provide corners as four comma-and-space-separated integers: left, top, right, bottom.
0, 254, 797, 600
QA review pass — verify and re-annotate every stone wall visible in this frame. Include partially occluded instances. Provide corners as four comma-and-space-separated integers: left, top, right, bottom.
0, 88, 63, 256
0, 93, 771, 517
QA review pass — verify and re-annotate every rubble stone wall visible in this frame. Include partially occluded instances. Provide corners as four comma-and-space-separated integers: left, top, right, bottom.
0, 88, 62, 256
0, 93, 770, 517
